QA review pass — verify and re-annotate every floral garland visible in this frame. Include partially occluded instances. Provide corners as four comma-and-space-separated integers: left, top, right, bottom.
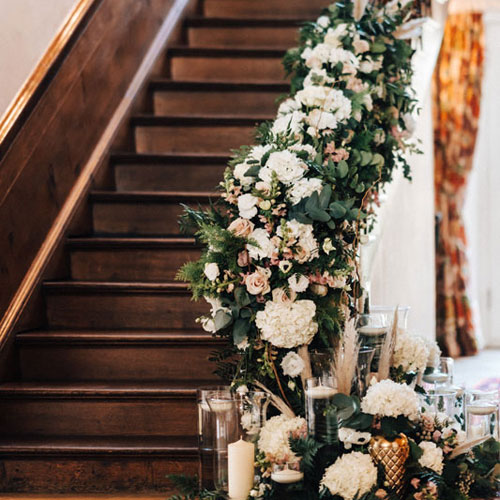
178, 0, 421, 413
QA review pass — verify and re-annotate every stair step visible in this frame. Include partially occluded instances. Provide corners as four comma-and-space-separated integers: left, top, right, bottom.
43, 281, 208, 329
67, 237, 201, 281
202, 0, 327, 18
90, 191, 216, 236
186, 17, 302, 47
0, 435, 197, 493
0, 381, 209, 438
150, 80, 288, 116
111, 152, 230, 191
168, 47, 286, 82
132, 115, 268, 155
17, 330, 222, 382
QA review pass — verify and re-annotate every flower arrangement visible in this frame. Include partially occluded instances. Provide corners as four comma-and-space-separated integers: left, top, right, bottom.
171, 1, 499, 500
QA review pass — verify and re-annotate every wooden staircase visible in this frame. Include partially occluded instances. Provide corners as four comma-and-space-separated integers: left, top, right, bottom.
0, 0, 327, 493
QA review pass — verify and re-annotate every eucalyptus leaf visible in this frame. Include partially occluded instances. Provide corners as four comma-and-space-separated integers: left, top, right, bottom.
233, 318, 250, 345
336, 160, 349, 178
308, 208, 331, 222
329, 202, 347, 219
234, 287, 251, 307
360, 151, 372, 166
319, 184, 332, 209
214, 310, 232, 331
244, 165, 260, 177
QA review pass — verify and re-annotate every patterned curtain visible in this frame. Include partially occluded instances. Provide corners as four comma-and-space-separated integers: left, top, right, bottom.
433, 12, 484, 357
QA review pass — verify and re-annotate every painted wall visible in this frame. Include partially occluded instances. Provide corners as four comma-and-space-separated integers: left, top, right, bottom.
0, 0, 78, 118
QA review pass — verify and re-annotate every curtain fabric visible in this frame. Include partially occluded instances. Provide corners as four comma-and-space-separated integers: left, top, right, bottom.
433, 12, 484, 357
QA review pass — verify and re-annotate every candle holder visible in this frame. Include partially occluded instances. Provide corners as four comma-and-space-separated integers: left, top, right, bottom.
237, 391, 270, 441
309, 349, 335, 378
206, 392, 239, 492
354, 346, 375, 398
197, 386, 231, 489
271, 461, 304, 484
420, 389, 458, 422
422, 357, 454, 391
305, 376, 338, 443
465, 389, 499, 440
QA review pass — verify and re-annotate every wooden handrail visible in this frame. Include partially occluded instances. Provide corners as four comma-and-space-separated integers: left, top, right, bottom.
0, 0, 98, 156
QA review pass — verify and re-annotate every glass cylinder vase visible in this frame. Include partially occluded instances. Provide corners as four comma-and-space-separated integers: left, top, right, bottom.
237, 391, 269, 442
305, 376, 338, 443
420, 389, 458, 424
354, 346, 375, 398
465, 389, 499, 440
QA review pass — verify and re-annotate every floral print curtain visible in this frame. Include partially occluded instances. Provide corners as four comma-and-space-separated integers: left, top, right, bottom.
433, 12, 484, 357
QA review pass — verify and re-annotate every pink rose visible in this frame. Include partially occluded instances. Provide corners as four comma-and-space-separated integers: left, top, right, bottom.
272, 287, 296, 304
375, 489, 387, 499
432, 430, 441, 442
245, 267, 271, 295
411, 478, 421, 489
228, 218, 254, 238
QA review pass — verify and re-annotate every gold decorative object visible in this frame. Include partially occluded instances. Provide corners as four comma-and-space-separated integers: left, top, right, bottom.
369, 433, 410, 498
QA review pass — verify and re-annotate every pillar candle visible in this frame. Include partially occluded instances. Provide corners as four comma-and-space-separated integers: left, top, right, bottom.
228, 438, 254, 500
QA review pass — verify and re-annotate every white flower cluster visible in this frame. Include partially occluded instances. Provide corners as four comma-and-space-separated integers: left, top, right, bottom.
425, 337, 442, 368
257, 414, 306, 463
418, 441, 444, 474
320, 451, 378, 500
255, 300, 318, 348
361, 379, 419, 419
392, 331, 430, 373
338, 427, 372, 449
280, 351, 305, 378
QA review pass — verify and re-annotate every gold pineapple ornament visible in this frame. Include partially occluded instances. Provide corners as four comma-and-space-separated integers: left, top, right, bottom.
369, 433, 410, 498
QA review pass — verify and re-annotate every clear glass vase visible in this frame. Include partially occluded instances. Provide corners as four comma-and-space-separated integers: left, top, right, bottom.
465, 389, 499, 440
420, 389, 458, 424
207, 393, 240, 492
354, 346, 375, 398
305, 376, 338, 443
237, 391, 270, 442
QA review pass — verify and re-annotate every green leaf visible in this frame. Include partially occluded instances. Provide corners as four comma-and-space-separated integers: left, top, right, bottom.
319, 184, 332, 209
372, 153, 385, 167
305, 191, 320, 212
336, 160, 349, 178
308, 208, 331, 222
371, 42, 386, 53
360, 151, 372, 166
355, 182, 366, 193
294, 212, 313, 224
409, 438, 423, 461
214, 310, 232, 331
234, 287, 251, 307
233, 319, 250, 345
329, 202, 347, 219
243, 164, 260, 177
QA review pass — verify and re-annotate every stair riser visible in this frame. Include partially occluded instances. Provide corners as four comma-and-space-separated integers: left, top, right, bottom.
154, 89, 282, 116
188, 26, 299, 48
45, 292, 207, 329
135, 124, 256, 154
170, 56, 285, 82
203, 0, 326, 18
70, 247, 201, 281
19, 344, 219, 382
92, 201, 210, 235
0, 456, 197, 493
0, 398, 197, 437
114, 162, 226, 191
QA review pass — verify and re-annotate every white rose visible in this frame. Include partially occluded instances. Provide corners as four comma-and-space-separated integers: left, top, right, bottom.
418, 441, 444, 474
233, 162, 254, 187
247, 228, 275, 260
322, 238, 335, 254
272, 287, 296, 303
204, 262, 219, 281
288, 274, 310, 293
238, 193, 259, 219
307, 109, 338, 132
259, 150, 307, 185
316, 15, 330, 28
281, 351, 305, 377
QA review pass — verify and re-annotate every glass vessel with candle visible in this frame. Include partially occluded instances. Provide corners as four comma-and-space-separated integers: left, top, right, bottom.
465, 389, 499, 440
420, 389, 458, 422
422, 356, 454, 391
305, 376, 337, 443
354, 346, 375, 398
237, 391, 269, 441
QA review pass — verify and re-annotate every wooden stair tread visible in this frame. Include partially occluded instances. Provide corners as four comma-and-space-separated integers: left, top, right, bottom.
16, 329, 218, 344
0, 435, 198, 456
149, 79, 289, 92
185, 16, 307, 27
0, 380, 215, 397
43, 281, 190, 292
67, 236, 198, 249
89, 190, 217, 202
131, 114, 272, 126
168, 46, 286, 57
110, 152, 231, 164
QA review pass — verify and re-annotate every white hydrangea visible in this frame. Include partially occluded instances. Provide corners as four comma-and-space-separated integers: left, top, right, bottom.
324, 23, 350, 48
320, 452, 377, 500
271, 111, 305, 140
418, 441, 444, 474
256, 300, 318, 348
277, 98, 300, 116
249, 144, 272, 162
257, 414, 306, 462
316, 15, 330, 29
288, 143, 318, 159
306, 108, 338, 132
287, 177, 323, 205
361, 379, 419, 420
259, 150, 307, 185
281, 351, 305, 377
301, 43, 332, 69
303, 68, 336, 87
328, 48, 359, 73
285, 219, 319, 261
425, 337, 442, 368
288, 273, 310, 293
233, 162, 254, 187
295, 86, 351, 122
338, 428, 372, 449
392, 331, 430, 373
247, 228, 276, 260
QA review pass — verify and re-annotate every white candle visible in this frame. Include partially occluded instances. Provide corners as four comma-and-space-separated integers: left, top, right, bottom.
467, 404, 497, 416
228, 439, 254, 500
358, 326, 387, 336
306, 385, 336, 399
423, 372, 449, 384
208, 399, 234, 412
449, 385, 465, 397
271, 469, 304, 484
469, 423, 485, 438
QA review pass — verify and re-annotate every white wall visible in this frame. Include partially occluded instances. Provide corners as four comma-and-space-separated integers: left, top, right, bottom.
0, 0, 78, 118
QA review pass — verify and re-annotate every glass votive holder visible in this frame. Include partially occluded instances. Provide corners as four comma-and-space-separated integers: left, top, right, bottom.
237, 391, 269, 441
422, 357, 454, 391
420, 389, 458, 423
305, 376, 337, 443
465, 389, 499, 440
354, 346, 375, 398
271, 461, 304, 484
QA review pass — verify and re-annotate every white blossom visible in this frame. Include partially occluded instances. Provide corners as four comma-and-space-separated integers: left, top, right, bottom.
418, 441, 444, 474
259, 150, 307, 185
338, 428, 372, 449
271, 111, 306, 140
238, 193, 259, 219
233, 162, 254, 187
281, 351, 305, 377
287, 177, 323, 205
256, 300, 318, 348
288, 273, 310, 293
247, 228, 276, 260
204, 262, 219, 281
320, 452, 377, 500
392, 331, 430, 373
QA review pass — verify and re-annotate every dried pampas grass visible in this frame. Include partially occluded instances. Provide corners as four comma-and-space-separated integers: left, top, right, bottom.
449, 436, 491, 460
354, 0, 370, 21
376, 307, 398, 382
334, 318, 361, 395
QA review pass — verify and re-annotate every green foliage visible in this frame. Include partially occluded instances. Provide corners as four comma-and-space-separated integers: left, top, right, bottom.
166, 474, 227, 500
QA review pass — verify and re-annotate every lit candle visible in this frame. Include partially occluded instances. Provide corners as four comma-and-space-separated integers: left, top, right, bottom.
306, 385, 337, 399
228, 439, 254, 500
208, 399, 234, 412
469, 423, 485, 438
423, 372, 449, 384
467, 404, 497, 416
271, 468, 304, 484
358, 326, 387, 336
